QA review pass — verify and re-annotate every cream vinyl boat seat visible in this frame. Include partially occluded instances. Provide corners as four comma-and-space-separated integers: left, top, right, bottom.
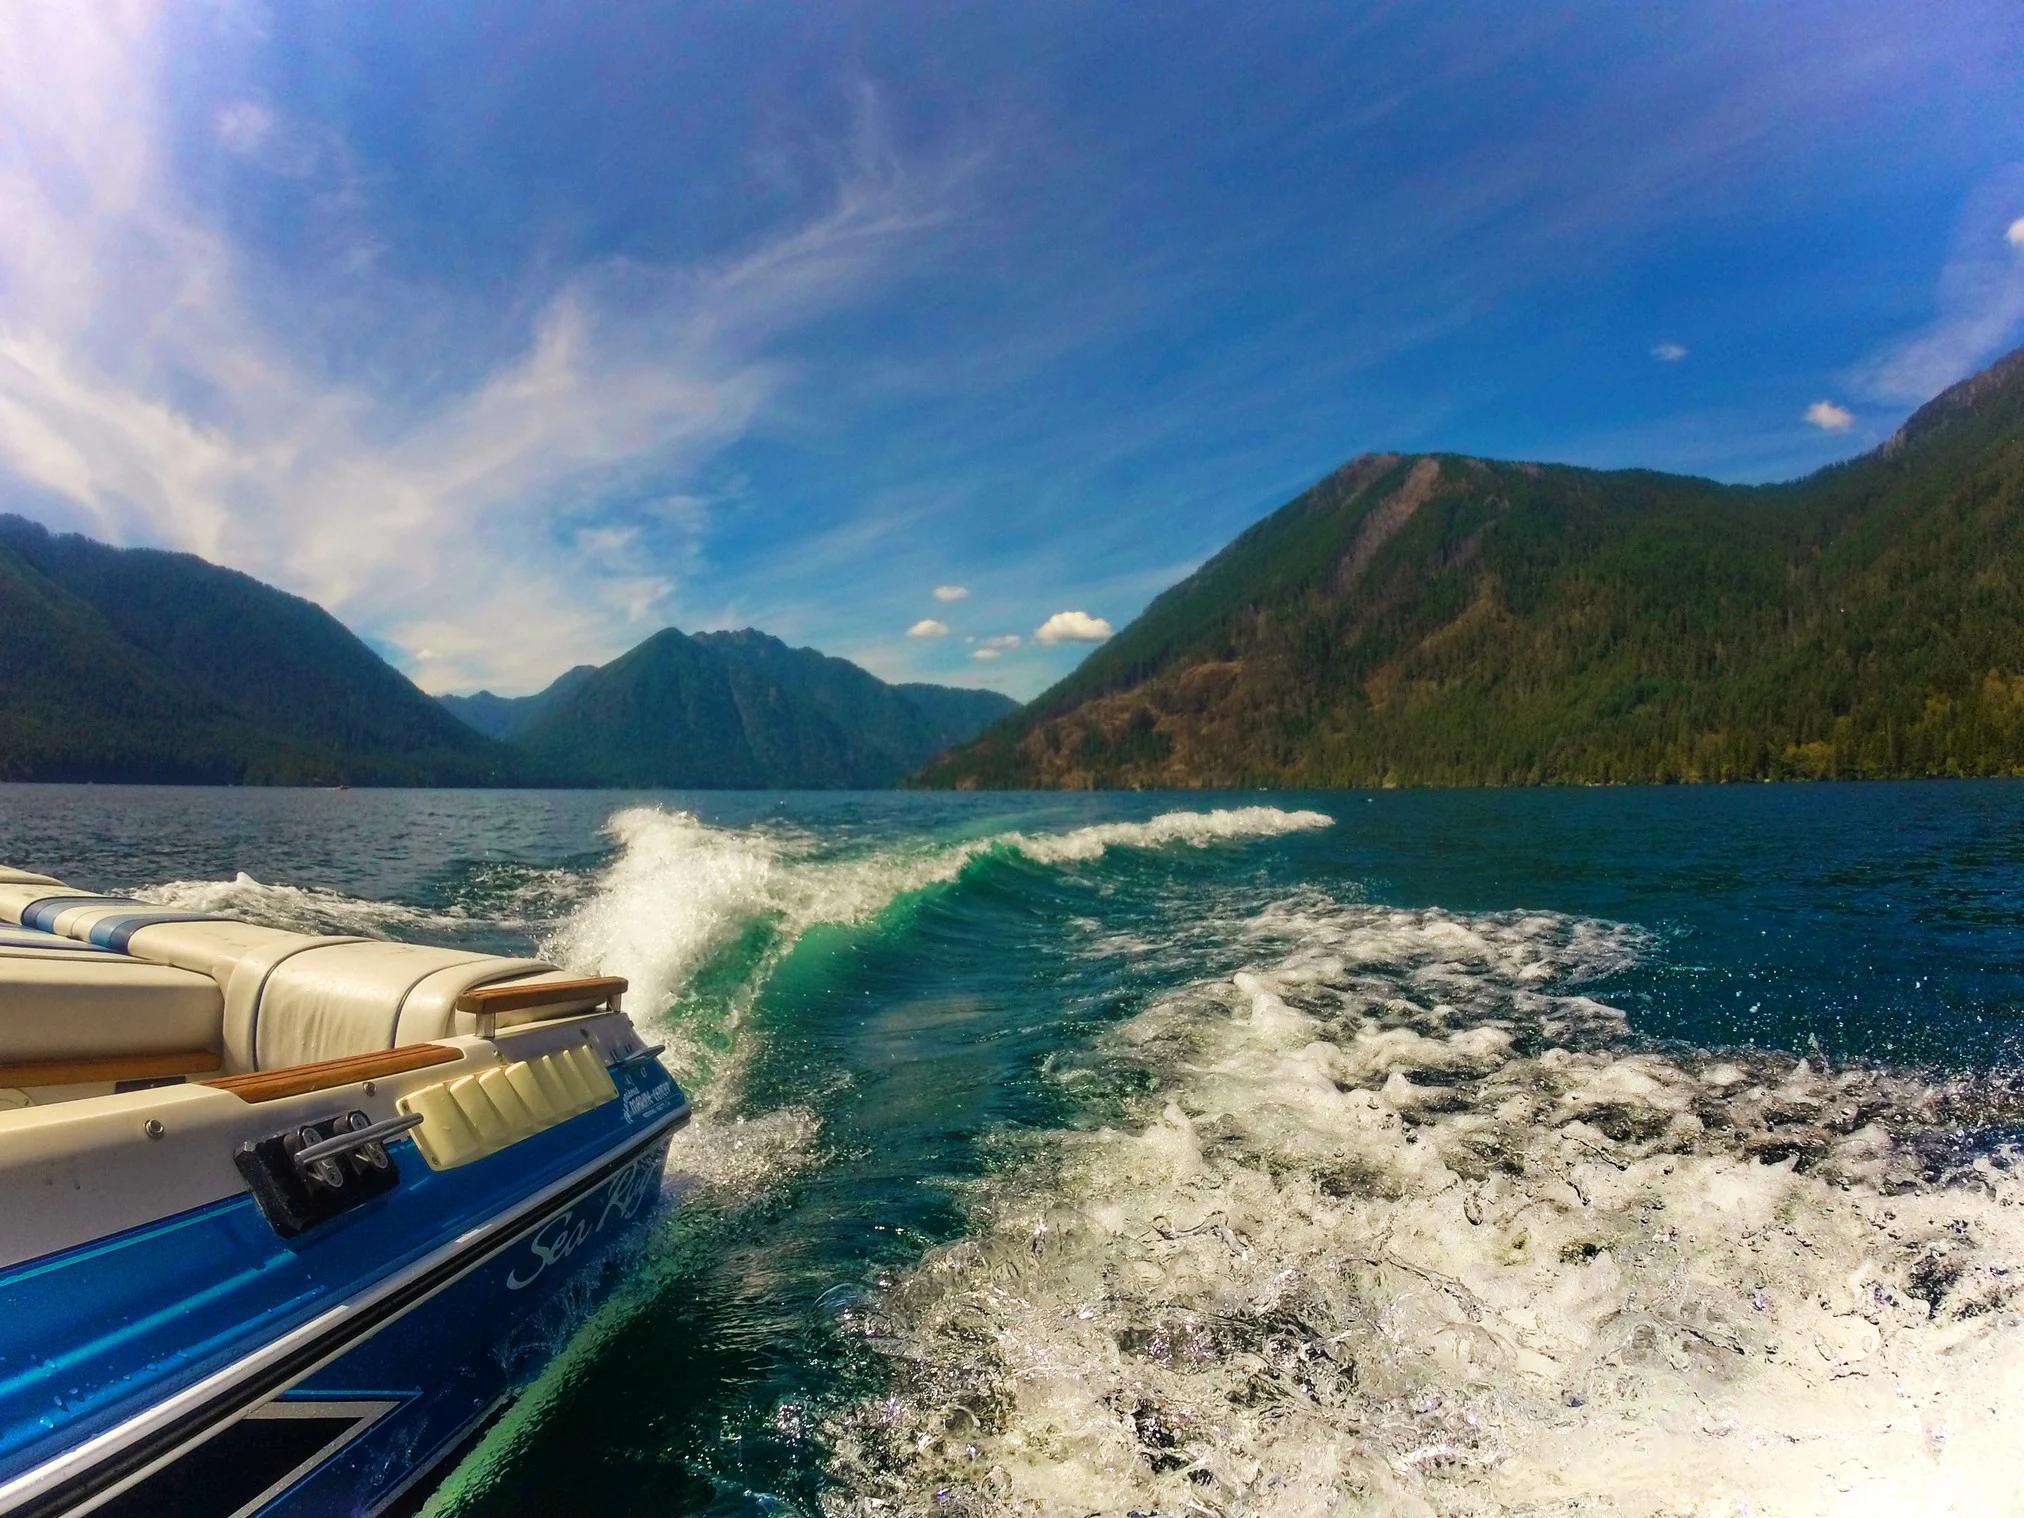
0, 867, 222, 1078
0, 870, 614, 1076
0, 928, 224, 1072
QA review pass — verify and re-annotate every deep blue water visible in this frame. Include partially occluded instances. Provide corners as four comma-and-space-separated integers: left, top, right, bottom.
4, 781, 2021, 1513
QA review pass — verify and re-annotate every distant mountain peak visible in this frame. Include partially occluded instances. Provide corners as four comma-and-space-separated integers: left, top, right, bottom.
498, 623, 1017, 788
436, 664, 598, 741
0, 517, 1016, 789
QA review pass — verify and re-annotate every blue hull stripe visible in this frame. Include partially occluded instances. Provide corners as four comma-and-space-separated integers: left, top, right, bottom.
5, 1106, 687, 1518
0, 1195, 253, 1290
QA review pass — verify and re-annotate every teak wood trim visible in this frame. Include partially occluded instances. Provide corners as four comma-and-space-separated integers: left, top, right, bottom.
0, 1049, 221, 1088
454, 975, 626, 1015
207, 1043, 461, 1103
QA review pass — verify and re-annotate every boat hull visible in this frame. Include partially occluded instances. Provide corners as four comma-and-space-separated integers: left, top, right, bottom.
0, 1054, 687, 1518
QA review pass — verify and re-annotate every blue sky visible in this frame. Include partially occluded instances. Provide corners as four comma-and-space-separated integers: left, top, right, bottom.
1, 2, 2021, 698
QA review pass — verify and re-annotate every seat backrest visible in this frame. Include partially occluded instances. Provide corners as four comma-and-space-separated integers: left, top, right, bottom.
0, 868, 581, 1073
223, 939, 558, 1070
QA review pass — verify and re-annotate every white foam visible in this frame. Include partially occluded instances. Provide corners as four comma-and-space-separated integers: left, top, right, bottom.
139, 872, 475, 937
824, 894, 2024, 1517
664, 1105, 826, 1201
1004, 806, 1334, 864
539, 808, 785, 1023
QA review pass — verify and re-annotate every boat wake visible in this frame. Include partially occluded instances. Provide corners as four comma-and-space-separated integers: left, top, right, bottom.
821, 891, 2024, 1517
137, 864, 587, 939
121, 806, 2024, 1513
535, 804, 1335, 1103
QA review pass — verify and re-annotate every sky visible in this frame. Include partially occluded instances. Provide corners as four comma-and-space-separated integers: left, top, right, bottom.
1, 2, 2022, 699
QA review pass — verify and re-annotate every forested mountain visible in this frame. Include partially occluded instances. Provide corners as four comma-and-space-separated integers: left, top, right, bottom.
508, 627, 1016, 787
437, 665, 599, 739
0, 513, 1012, 787
918, 342, 2024, 789
0, 516, 515, 784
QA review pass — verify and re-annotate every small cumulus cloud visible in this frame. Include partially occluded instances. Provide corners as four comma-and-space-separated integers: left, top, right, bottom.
2008, 217, 2024, 250
972, 633, 1021, 661
906, 618, 948, 638
1650, 342, 1688, 362
932, 584, 969, 602
1804, 400, 1854, 432
1034, 610, 1112, 644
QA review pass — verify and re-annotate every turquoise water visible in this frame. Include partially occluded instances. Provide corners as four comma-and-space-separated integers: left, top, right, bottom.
5, 782, 2023, 1513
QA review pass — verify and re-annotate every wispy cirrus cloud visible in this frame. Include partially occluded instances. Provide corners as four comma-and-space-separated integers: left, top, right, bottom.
0, 5, 956, 692
1852, 170, 2024, 404
213, 100, 275, 156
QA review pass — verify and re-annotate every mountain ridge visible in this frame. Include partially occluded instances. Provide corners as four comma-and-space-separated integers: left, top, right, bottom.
917, 342, 2024, 789
0, 516, 1014, 787
0, 515, 516, 784
507, 627, 1017, 788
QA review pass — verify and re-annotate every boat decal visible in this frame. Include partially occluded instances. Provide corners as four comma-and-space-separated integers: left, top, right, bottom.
619, 1073, 679, 1126
504, 1147, 663, 1292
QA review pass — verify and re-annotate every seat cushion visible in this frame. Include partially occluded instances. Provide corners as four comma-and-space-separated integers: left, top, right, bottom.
0, 953, 224, 1064
0, 864, 583, 1075
0, 926, 115, 954
226, 940, 557, 1070
393, 965, 617, 1045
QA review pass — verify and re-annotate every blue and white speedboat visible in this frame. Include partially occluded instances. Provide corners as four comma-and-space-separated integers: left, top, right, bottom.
0, 866, 689, 1517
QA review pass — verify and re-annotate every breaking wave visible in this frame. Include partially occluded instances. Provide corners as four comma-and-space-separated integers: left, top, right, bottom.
533, 805, 1335, 1093
821, 892, 2024, 1516
1004, 806, 1335, 864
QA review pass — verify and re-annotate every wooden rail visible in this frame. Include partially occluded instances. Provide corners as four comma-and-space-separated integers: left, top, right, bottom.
207, 1044, 460, 1103
0, 1049, 220, 1088
454, 975, 626, 1016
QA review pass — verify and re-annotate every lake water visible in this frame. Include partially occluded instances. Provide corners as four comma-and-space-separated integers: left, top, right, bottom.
5, 782, 2023, 1515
